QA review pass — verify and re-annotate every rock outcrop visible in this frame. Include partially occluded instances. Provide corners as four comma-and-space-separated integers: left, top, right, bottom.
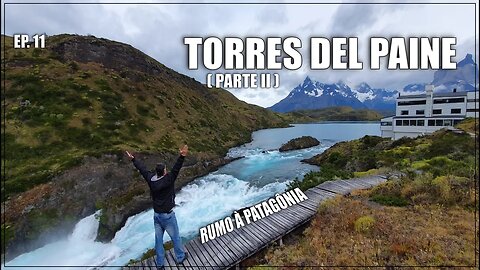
279, 136, 320, 152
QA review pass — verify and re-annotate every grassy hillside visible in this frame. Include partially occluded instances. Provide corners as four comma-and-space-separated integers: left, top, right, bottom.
455, 117, 478, 135
285, 106, 383, 122
1, 34, 288, 257
254, 125, 477, 267
1, 34, 287, 199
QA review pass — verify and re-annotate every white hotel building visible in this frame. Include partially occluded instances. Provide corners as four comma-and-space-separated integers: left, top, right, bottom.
380, 85, 478, 140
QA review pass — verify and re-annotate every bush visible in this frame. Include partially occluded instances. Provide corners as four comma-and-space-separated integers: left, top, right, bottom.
288, 164, 353, 191
354, 215, 375, 233
426, 132, 473, 159
326, 151, 348, 168
354, 168, 379, 177
359, 135, 385, 149
370, 173, 475, 209
371, 194, 409, 207
136, 104, 149, 116
68, 61, 79, 72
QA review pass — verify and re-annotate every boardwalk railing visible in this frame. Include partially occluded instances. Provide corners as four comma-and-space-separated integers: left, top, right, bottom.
124, 175, 389, 269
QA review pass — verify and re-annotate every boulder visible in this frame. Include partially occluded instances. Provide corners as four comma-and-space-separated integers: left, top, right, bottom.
279, 136, 320, 152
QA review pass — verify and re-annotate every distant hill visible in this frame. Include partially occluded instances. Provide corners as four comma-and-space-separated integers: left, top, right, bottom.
1, 34, 288, 257
286, 106, 383, 122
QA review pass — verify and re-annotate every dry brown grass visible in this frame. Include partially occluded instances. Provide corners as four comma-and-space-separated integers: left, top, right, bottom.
260, 196, 477, 268
455, 118, 478, 135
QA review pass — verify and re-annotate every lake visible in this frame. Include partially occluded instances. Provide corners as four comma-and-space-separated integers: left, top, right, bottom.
7, 122, 380, 268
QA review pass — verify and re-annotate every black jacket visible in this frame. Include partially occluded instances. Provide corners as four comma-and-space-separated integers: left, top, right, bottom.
132, 155, 185, 213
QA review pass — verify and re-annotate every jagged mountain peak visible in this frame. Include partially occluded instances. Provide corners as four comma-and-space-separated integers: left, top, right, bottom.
354, 82, 373, 93
270, 77, 397, 113
458, 53, 475, 67
303, 76, 313, 84
432, 53, 478, 92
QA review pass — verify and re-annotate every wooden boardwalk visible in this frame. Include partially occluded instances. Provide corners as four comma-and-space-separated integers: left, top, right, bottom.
123, 175, 389, 269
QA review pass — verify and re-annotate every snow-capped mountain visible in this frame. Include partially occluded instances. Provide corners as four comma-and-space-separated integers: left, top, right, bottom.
269, 77, 397, 113
270, 54, 477, 114
352, 82, 398, 112
269, 77, 368, 112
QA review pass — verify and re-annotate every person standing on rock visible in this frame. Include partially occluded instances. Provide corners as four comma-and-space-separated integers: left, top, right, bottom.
125, 145, 189, 268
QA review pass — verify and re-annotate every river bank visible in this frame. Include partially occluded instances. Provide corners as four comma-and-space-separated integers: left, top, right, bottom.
249, 124, 477, 267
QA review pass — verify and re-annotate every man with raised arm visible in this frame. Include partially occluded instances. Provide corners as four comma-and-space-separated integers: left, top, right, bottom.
125, 145, 188, 268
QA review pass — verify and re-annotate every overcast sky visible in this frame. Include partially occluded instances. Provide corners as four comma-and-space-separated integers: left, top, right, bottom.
2, 0, 478, 107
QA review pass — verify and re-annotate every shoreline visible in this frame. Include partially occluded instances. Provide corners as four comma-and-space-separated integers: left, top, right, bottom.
292, 120, 381, 124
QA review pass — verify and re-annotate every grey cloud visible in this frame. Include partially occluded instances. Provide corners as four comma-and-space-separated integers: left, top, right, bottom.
4, 4, 125, 37
2, 2, 477, 108
328, 2, 411, 36
256, 5, 288, 25
5, 4, 86, 35
329, 4, 383, 35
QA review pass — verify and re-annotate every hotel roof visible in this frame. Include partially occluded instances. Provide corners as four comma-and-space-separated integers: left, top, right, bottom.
397, 91, 469, 99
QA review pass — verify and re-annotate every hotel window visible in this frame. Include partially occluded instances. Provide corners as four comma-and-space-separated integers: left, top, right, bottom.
444, 120, 452, 126
451, 108, 461, 114
398, 100, 426, 106
433, 109, 442, 115
396, 120, 402, 126
401, 110, 409, 115
403, 120, 409, 126
416, 110, 424, 115
433, 98, 465, 104
453, 120, 462, 125
466, 108, 479, 112
381, 122, 392, 126
418, 120, 425, 126
409, 120, 417, 126
428, 120, 435, 126
436, 119, 443, 126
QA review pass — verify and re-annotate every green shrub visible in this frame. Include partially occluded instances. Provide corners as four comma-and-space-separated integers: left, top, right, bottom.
68, 61, 79, 72
354, 168, 379, 177
288, 164, 353, 191
359, 135, 386, 149
136, 104, 149, 116
371, 194, 409, 207
34, 130, 52, 144
425, 132, 473, 159
32, 48, 42, 57
354, 215, 375, 233
326, 151, 348, 168
94, 79, 112, 91
370, 172, 475, 209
